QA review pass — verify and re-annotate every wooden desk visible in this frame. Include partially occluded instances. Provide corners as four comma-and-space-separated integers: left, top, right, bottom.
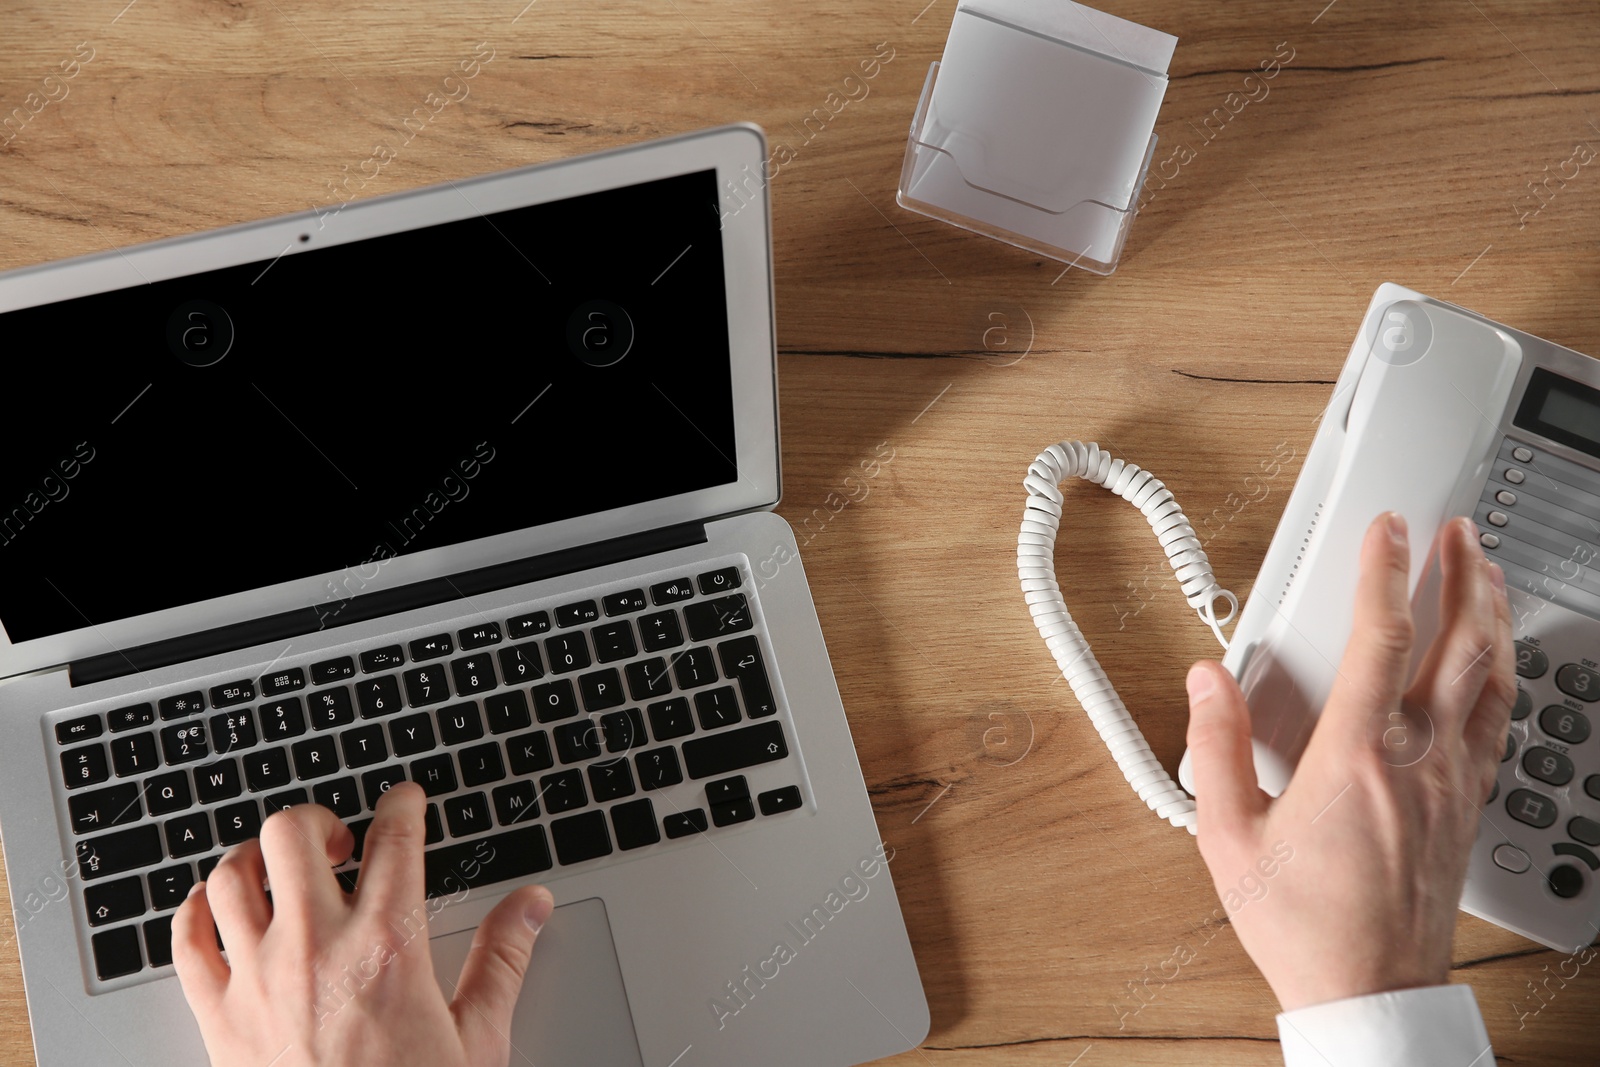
3, 1, 1598, 1063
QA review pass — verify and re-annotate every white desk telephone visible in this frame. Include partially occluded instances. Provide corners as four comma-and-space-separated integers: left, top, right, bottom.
1021, 283, 1600, 952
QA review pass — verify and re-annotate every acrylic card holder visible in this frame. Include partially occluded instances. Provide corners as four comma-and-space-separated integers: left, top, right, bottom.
897, 0, 1175, 275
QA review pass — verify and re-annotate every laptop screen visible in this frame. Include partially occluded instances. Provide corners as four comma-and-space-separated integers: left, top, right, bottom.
0, 168, 737, 644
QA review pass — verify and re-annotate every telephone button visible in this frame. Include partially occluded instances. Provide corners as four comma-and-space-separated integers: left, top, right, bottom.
1539, 705, 1590, 744
1503, 733, 1517, 763
1512, 688, 1532, 720
1515, 642, 1548, 679
1479, 533, 1500, 549
1588, 775, 1600, 801
1522, 746, 1573, 785
1504, 468, 1526, 484
1512, 445, 1534, 463
1569, 816, 1600, 848
1506, 788, 1557, 828
1548, 864, 1585, 899
1487, 511, 1509, 527
1492, 843, 1531, 873
1555, 664, 1600, 702
1495, 490, 1517, 506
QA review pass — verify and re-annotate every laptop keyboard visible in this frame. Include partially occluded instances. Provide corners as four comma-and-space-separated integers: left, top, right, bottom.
51, 561, 808, 987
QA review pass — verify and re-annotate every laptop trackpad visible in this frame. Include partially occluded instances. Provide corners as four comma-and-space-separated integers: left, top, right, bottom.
430, 896, 645, 1067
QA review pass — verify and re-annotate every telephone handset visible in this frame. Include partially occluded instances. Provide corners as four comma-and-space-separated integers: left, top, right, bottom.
1023, 283, 1600, 951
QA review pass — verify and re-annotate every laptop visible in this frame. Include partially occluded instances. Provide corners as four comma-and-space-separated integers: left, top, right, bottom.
0, 123, 929, 1067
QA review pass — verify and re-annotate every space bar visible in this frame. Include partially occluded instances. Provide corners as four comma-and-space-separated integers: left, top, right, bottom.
684, 721, 789, 779
424, 826, 553, 898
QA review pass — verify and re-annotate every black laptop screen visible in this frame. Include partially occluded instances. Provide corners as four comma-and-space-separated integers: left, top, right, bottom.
0, 168, 738, 643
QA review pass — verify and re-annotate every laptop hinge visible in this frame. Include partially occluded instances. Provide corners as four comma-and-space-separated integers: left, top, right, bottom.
69, 522, 709, 687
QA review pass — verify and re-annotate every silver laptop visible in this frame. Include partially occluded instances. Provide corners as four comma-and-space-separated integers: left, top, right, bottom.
0, 124, 929, 1067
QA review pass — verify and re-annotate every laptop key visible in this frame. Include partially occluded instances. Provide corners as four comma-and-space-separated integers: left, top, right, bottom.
163, 814, 213, 860
145, 771, 193, 816
450, 655, 497, 696
459, 743, 506, 787
349, 819, 373, 861
532, 679, 579, 722
423, 826, 551, 898
78, 824, 163, 879
638, 610, 684, 652
210, 709, 258, 755
111, 733, 159, 777
426, 804, 444, 844
705, 776, 749, 805
310, 656, 356, 685
650, 578, 694, 605
194, 759, 243, 804
695, 687, 742, 731
264, 788, 308, 814
683, 721, 789, 779
216, 800, 262, 846
147, 865, 195, 910
62, 743, 110, 788
438, 703, 484, 745
697, 567, 742, 595
685, 594, 752, 642
592, 621, 638, 662
108, 703, 157, 732
403, 664, 451, 707
492, 780, 540, 825
243, 748, 291, 792
672, 647, 718, 690
260, 698, 307, 741
390, 712, 438, 757
91, 926, 143, 980
56, 714, 103, 744
611, 798, 659, 850
600, 708, 647, 752
308, 686, 356, 730
360, 646, 405, 673
144, 916, 175, 968
603, 589, 648, 616
341, 724, 389, 769
554, 721, 602, 764
411, 754, 457, 797
635, 747, 683, 790
158, 692, 205, 720
506, 731, 553, 776
86, 877, 147, 928
259, 667, 306, 697
292, 737, 340, 780
551, 810, 612, 865
626, 658, 673, 701
647, 697, 694, 742
444, 792, 492, 837
556, 600, 600, 628
718, 636, 777, 717
362, 766, 407, 809
210, 680, 255, 709
711, 798, 756, 826
356, 677, 402, 718
458, 622, 502, 649
410, 634, 454, 661
485, 691, 533, 735
69, 782, 143, 834
758, 786, 802, 815
539, 769, 587, 813
160, 722, 209, 765
497, 644, 544, 685
506, 611, 552, 639
588, 759, 635, 802
663, 809, 708, 839
580, 668, 625, 711
545, 632, 591, 674
312, 778, 361, 818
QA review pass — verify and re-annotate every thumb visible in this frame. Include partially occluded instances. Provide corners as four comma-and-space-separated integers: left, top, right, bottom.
450, 884, 555, 1058
1185, 661, 1269, 840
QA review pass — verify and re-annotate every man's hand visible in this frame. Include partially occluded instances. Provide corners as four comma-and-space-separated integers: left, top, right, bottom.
172, 781, 554, 1067
1185, 514, 1515, 1011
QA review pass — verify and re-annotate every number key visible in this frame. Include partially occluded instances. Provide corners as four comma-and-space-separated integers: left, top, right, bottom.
1540, 705, 1591, 745
1523, 746, 1575, 786
545, 632, 591, 674
403, 664, 451, 707
356, 676, 402, 718
1515, 641, 1548, 678
159, 723, 209, 765
497, 643, 544, 684
308, 686, 356, 730
450, 655, 497, 696
259, 698, 307, 740
1556, 663, 1600, 702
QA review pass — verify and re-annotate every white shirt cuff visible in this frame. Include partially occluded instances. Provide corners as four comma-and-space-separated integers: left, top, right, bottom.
1277, 984, 1493, 1067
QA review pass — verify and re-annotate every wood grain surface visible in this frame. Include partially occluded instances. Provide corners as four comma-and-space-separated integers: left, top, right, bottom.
3, 1, 1599, 1064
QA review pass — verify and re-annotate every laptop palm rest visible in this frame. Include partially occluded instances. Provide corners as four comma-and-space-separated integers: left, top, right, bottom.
430, 896, 644, 1067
